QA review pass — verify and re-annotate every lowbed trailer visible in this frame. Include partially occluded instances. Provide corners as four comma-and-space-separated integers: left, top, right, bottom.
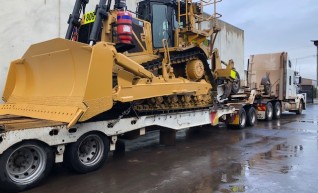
0, 107, 236, 158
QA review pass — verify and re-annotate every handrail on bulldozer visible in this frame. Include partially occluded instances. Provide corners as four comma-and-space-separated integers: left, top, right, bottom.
177, 0, 222, 31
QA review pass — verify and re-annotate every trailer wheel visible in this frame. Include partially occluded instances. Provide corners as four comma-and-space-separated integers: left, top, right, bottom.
64, 132, 109, 174
228, 108, 246, 129
273, 102, 281, 119
0, 141, 53, 193
246, 107, 256, 126
237, 108, 247, 129
296, 101, 303, 115
265, 102, 273, 121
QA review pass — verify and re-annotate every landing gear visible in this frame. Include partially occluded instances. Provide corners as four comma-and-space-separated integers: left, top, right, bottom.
0, 141, 53, 193
64, 132, 109, 173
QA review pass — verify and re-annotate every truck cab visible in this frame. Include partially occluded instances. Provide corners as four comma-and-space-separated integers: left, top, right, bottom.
285, 59, 302, 99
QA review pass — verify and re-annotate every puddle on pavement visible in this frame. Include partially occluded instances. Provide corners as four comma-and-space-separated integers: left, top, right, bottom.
299, 120, 318, 124
217, 143, 303, 193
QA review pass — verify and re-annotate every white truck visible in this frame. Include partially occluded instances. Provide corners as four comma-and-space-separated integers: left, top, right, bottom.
246, 52, 306, 120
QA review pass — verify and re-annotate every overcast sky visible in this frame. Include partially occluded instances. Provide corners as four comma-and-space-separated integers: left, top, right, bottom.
210, 0, 318, 80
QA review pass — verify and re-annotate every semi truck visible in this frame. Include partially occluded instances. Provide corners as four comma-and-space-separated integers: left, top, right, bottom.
246, 52, 305, 119
0, 0, 305, 192
248, 52, 306, 117
221, 52, 306, 128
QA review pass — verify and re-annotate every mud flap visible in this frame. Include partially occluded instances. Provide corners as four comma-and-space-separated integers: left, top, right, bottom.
210, 111, 219, 126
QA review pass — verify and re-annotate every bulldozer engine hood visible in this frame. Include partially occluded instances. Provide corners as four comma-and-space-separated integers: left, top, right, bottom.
0, 38, 115, 127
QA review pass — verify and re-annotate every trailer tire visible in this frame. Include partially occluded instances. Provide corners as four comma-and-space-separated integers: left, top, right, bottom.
228, 108, 246, 130
265, 102, 273, 121
296, 101, 303, 115
246, 107, 256, 127
273, 101, 281, 119
0, 141, 53, 193
64, 132, 109, 174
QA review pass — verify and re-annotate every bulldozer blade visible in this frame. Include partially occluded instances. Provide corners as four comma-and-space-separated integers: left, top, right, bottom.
0, 38, 115, 127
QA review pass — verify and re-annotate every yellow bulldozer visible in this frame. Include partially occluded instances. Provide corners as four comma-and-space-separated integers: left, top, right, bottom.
0, 0, 239, 128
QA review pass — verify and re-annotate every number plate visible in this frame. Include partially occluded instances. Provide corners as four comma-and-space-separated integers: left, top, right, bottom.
82, 11, 96, 25
257, 111, 265, 120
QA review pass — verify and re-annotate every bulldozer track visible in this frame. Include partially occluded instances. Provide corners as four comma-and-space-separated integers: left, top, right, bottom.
132, 49, 216, 113
142, 49, 201, 72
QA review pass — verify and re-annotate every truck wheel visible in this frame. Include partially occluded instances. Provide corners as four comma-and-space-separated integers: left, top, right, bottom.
246, 107, 256, 127
296, 101, 303, 115
0, 141, 53, 193
273, 102, 281, 119
64, 132, 109, 174
265, 102, 273, 121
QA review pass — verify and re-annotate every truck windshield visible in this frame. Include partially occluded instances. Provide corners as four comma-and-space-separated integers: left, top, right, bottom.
152, 4, 169, 48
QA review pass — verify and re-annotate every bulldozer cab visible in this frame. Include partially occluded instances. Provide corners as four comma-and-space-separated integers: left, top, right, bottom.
137, 0, 177, 48
136, 0, 222, 51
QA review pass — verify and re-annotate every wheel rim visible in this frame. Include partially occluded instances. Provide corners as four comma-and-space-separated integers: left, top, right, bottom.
267, 104, 273, 118
77, 134, 104, 166
6, 145, 47, 185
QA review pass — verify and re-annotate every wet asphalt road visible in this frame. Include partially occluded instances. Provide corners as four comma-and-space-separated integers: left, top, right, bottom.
22, 104, 318, 193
